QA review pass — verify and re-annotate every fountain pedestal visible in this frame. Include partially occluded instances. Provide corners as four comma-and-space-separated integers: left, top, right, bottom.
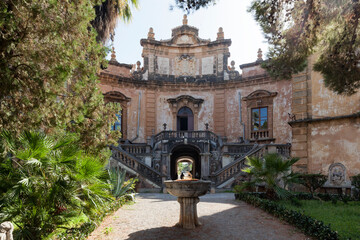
164, 180, 211, 229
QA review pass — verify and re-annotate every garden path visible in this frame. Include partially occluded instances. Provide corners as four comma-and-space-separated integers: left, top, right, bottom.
88, 193, 309, 240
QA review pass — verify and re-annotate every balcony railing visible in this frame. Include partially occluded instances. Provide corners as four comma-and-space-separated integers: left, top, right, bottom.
121, 143, 148, 155
151, 130, 222, 147
251, 129, 270, 140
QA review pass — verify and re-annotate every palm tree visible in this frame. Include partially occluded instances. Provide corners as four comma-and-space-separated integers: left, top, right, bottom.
0, 131, 112, 239
241, 153, 299, 199
92, 0, 139, 43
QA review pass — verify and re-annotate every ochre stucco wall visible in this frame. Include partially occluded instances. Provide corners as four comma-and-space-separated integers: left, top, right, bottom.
310, 55, 360, 117
308, 118, 360, 177
98, 69, 292, 144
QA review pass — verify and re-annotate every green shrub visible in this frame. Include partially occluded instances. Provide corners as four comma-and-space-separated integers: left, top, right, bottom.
351, 174, 360, 189
298, 173, 327, 196
0, 131, 114, 239
240, 153, 299, 200
351, 174, 360, 200
235, 193, 339, 240
109, 167, 137, 199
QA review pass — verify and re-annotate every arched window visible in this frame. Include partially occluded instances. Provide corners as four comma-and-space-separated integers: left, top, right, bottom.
177, 107, 194, 131
111, 109, 122, 132
104, 91, 130, 139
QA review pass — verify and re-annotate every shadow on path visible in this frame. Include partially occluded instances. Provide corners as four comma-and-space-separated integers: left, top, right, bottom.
126, 195, 305, 240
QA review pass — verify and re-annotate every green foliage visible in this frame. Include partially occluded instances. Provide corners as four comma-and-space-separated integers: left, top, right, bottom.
172, 0, 216, 12
236, 193, 339, 240
109, 167, 137, 199
280, 199, 360, 240
241, 153, 299, 199
0, 0, 123, 153
298, 173, 327, 196
0, 131, 114, 239
249, 0, 360, 95
56, 197, 128, 240
351, 174, 360, 189
174, 0, 360, 94
92, 0, 139, 42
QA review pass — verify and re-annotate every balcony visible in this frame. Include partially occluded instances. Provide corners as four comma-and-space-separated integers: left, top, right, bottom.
151, 130, 222, 148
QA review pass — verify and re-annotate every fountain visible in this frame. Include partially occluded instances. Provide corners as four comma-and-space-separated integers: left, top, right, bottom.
165, 179, 211, 229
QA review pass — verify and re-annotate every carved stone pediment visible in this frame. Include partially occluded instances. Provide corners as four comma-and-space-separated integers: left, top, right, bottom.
104, 91, 131, 102
167, 95, 204, 113
242, 90, 277, 101
167, 95, 204, 106
175, 34, 196, 45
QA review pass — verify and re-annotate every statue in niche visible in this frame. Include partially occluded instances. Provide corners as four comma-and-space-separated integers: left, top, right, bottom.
329, 163, 346, 185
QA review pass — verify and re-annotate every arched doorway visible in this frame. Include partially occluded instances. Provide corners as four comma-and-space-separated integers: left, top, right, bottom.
177, 107, 194, 131
170, 144, 201, 180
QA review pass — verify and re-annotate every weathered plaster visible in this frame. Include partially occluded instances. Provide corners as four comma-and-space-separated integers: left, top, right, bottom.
310, 55, 360, 117
308, 118, 360, 177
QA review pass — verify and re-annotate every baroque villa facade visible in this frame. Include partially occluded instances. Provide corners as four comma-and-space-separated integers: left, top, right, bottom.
99, 16, 360, 191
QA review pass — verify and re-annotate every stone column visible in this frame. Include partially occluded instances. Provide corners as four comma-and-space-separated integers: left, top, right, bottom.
177, 197, 201, 229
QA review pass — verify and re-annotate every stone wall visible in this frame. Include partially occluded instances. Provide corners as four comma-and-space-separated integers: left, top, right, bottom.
98, 70, 292, 144
290, 55, 360, 178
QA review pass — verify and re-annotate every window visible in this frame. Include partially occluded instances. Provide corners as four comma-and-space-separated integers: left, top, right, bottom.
251, 107, 268, 130
104, 91, 130, 139
111, 110, 122, 132
244, 90, 277, 142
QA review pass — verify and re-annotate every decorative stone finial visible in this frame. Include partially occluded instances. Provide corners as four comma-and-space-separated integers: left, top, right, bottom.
111, 47, 116, 61
163, 123, 167, 130
217, 27, 224, 40
257, 48, 263, 61
230, 60, 235, 71
136, 61, 141, 71
148, 27, 155, 40
183, 15, 188, 25
205, 123, 209, 130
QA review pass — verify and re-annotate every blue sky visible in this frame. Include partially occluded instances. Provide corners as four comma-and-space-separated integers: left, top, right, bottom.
111, 0, 268, 71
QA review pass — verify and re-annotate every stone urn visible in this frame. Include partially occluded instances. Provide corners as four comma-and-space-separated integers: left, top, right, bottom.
165, 180, 211, 229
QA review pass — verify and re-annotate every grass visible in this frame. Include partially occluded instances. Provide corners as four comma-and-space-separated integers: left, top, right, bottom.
279, 200, 360, 240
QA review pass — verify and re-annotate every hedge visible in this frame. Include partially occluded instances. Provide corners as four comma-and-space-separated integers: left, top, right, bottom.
235, 193, 339, 240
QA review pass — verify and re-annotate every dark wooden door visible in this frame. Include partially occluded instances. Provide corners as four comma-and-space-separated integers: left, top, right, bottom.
177, 107, 194, 131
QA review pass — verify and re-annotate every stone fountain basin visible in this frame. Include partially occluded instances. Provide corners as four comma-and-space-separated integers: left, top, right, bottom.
164, 180, 211, 229
165, 180, 211, 197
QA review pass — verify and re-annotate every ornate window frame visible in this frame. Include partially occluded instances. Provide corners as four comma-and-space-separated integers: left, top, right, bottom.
243, 90, 277, 142
104, 91, 131, 139
167, 95, 204, 131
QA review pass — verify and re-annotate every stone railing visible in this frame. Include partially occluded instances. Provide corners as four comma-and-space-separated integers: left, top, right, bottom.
273, 144, 291, 158
151, 130, 222, 147
223, 144, 254, 155
250, 130, 269, 140
111, 146, 163, 187
211, 145, 266, 187
211, 143, 291, 187
121, 143, 148, 155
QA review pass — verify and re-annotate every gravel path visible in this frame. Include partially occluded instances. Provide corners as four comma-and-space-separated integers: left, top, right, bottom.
88, 193, 309, 240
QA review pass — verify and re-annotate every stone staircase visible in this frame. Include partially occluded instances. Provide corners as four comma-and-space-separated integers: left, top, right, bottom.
110, 145, 164, 187
110, 131, 291, 190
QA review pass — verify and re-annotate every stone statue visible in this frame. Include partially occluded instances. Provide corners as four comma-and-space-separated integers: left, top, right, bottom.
0, 222, 14, 240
